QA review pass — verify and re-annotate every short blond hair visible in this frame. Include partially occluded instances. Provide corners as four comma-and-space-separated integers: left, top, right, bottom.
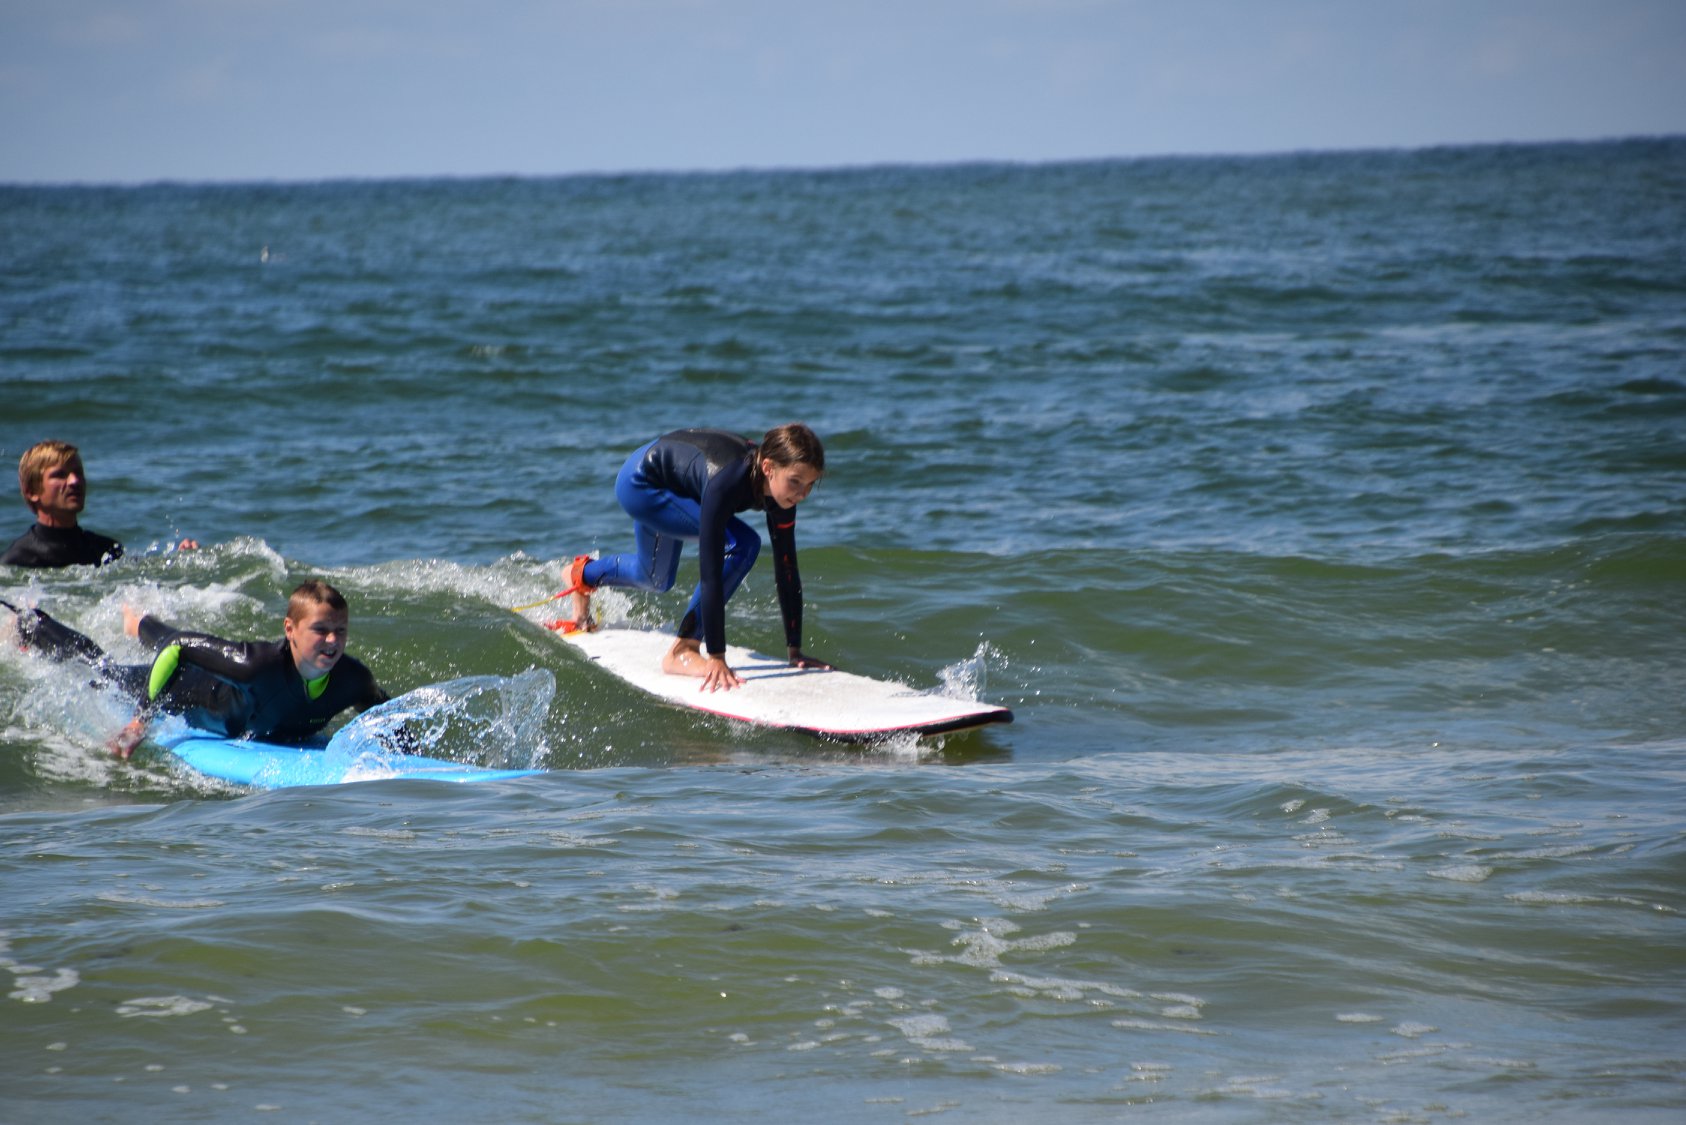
18, 440, 81, 512
287, 579, 349, 622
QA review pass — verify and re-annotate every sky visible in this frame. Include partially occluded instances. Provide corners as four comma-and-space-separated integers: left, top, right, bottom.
2, 0, 1684, 184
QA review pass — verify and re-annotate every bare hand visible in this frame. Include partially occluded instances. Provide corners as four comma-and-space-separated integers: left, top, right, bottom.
122, 605, 143, 638
109, 717, 148, 759
699, 655, 745, 692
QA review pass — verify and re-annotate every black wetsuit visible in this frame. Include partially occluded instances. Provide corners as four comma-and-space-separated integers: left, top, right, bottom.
133, 616, 389, 742
1, 524, 123, 569
10, 605, 387, 744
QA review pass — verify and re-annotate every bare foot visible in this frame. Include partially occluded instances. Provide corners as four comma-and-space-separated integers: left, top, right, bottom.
664, 638, 744, 691
562, 556, 594, 632
663, 638, 705, 676
568, 588, 592, 632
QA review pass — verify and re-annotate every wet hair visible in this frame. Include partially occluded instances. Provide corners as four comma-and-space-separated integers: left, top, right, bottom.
18, 440, 81, 509
757, 422, 825, 474
287, 580, 349, 622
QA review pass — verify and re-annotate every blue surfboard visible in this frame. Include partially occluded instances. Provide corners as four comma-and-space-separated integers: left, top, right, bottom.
151, 672, 554, 789
158, 730, 542, 788
157, 727, 542, 788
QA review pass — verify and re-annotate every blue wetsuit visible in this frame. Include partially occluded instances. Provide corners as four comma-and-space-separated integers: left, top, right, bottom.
582, 429, 803, 657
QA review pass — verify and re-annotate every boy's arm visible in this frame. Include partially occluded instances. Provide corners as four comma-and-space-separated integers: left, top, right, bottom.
130, 612, 267, 683
110, 716, 150, 759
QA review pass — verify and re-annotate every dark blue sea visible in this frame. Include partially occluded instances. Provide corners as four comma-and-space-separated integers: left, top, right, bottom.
3, 138, 1684, 1122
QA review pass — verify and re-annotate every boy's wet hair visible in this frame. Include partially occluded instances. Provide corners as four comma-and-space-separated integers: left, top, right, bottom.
288, 580, 349, 621
18, 440, 81, 509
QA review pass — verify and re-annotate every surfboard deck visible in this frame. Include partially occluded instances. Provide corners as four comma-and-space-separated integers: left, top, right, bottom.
560, 628, 1012, 740
158, 730, 542, 789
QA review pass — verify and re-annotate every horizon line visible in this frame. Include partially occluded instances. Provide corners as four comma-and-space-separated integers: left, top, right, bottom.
3, 132, 1679, 191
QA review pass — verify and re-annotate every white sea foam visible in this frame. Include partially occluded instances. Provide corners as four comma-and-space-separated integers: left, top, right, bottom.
1112, 1018, 1220, 1037
991, 1061, 1062, 1075
8, 968, 80, 1004
95, 891, 226, 909
1391, 1022, 1438, 1039
116, 996, 216, 1018
889, 1013, 973, 1052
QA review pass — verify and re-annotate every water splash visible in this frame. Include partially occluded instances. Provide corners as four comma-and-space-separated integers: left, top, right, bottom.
938, 641, 1004, 702
337, 668, 555, 770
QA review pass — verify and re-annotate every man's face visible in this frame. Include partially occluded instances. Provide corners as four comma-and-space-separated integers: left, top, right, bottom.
29, 456, 86, 525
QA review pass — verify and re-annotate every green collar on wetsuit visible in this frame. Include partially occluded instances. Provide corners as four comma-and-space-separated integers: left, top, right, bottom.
148, 642, 329, 703
150, 641, 329, 701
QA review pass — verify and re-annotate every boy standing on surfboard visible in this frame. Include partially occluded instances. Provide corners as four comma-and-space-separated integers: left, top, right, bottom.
560, 423, 831, 693
4, 581, 388, 756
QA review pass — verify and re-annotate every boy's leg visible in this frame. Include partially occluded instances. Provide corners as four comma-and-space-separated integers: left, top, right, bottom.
6, 602, 108, 666
4, 600, 151, 706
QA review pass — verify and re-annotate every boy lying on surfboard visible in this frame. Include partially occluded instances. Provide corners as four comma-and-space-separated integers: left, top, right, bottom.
558, 424, 832, 693
4, 581, 389, 757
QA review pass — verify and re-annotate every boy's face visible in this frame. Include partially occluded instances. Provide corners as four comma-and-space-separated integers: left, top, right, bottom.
284, 603, 350, 681
28, 456, 87, 525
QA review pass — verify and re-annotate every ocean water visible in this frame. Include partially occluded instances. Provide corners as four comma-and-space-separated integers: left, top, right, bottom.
2, 138, 1684, 1122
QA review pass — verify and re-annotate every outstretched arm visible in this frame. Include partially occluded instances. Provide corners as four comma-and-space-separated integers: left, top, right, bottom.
109, 715, 149, 759
124, 607, 267, 682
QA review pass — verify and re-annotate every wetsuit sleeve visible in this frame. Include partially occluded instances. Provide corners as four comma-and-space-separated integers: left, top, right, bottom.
136, 615, 269, 684
765, 501, 803, 651
135, 615, 178, 651
145, 662, 250, 738
694, 460, 751, 656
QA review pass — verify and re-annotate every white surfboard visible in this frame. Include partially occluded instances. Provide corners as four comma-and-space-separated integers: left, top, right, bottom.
560, 628, 1012, 741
